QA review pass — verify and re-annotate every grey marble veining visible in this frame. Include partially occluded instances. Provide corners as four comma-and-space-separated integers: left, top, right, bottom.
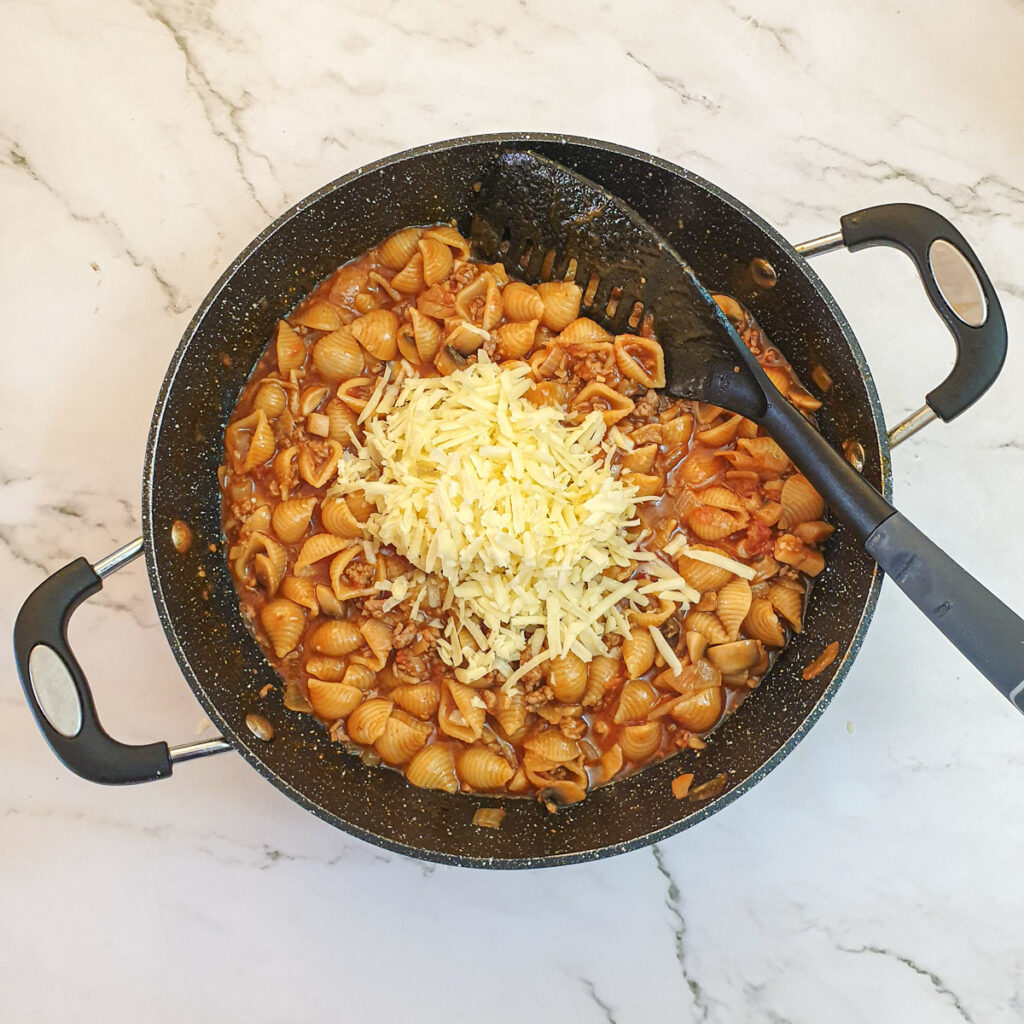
3, 1, 1024, 1021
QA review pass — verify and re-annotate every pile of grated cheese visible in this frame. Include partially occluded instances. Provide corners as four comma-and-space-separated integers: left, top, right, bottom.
329, 354, 697, 689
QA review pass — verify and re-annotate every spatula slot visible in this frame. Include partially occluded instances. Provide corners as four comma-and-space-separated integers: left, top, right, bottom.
583, 272, 601, 307
627, 300, 645, 330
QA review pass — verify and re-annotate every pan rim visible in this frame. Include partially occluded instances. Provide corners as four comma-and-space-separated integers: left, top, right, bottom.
142, 131, 891, 868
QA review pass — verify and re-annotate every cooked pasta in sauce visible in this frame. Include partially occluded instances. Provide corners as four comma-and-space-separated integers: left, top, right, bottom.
219, 224, 830, 807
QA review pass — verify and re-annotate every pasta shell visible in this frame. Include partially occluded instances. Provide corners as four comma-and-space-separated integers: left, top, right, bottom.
390, 252, 425, 295
502, 281, 545, 322
297, 439, 344, 488
345, 490, 375, 522
659, 659, 722, 695
418, 237, 454, 286
316, 584, 344, 618
417, 283, 455, 319
457, 746, 515, 790
378, 227, 423, 269
295, 532, 351, 570
536, 280, 582, 331
557, 317, 612, 347
343, 663, 377, 690
571, 382, 635, 427
280, 575, 319, 614
685, 610, 730, 645
253, 380, 287, 417
743, 598, 787, 647
716, 578, 752, 641
622, 627, 656, 678
405, 743, 458, 793
696, 414, 744, 448
325, 397, 358, 443
706, 639, 761, 674
391, 683, 441, 720
614, 334, 666, 388
621, 471, 662, 497
494, 319, 538, 359
494, 689, 526, 736
585, 655, 623, 703
670, 686, 724, 732
711, 293, 746, 325
662, 413, 694, 446
351, 618, 392, 672
298, 385, 329, 418
618, 722, 661, 761
310, 619, 364, 656
697, 486, 746, 512
621, 443, 658, 475
614, 679, 659, 724
675, 546, 736, 591
439, 680, 486, 742
259, 599, 305, 658
276, 321, 306, 373
446, 319, 490, 355
304, 654, 348, 681
307, 680, 362, 720
599, 743, 624, 781
320, 496, 364, 538
779, 474, 825, 529
347, 698, 393, 745
421, 225, 470, 258
549, 652, 587, 704
409, 308, 442, 362
374, 710, 431, 765
271, 496, 317, 544
252, 553, 282, 597
767, 582, 804, 632
294, 300, 345, 332
351, 309, 398, 361
685, 629, 708, 665
736, 437, 790, 477
630, 596, 676, 628
313, 329, 363, 383
524, 728, 580, 764
687, 506, 748, 542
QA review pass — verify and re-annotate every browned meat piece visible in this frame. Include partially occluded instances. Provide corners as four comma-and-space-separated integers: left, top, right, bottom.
633, 388, 660, 421
559, 716, 586, 740
395, 648, 430, 680
524, 684, 553, 708
344, 561, 376, 587
392, 620, 418, 649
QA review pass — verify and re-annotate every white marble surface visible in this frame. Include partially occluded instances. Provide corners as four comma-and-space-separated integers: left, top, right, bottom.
3, 1, 1024, 1020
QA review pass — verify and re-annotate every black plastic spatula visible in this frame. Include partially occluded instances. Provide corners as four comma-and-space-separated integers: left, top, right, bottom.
470, 150, 1024, 713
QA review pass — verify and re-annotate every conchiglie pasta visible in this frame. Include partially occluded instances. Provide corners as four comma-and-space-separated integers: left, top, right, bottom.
312, 329, 363, 382
671, 686, 724, 732
716, 578, 752, 641
259, 599, 305, 658
495, 319, 538, 359
275, 320, 305, 373
614, 680, 659, 724
744, 598, 787, 647
768, 582, 804, 632
676, 547, 735, 591
619, 722, 661, 761
320, 495, 364, 538
307, 680, 362, 720
378, 227, 422, 269
391, 683, 441, 719
271, 496, 317, 544
347, 698, 393, 744
614, 334, 666, 388
405, 744, 459, 793
310, 619, 364, 656
418, 237, 453, 287
622, 628, 656, 678
557, 317, 611, 347
536, 280, 582, 330
502, 280, 545, 321
549, 652, 587, 703
457, 746, 515, 790
351, 309, 398, 360
779, 474, 825, 529
374, 710, 431, 765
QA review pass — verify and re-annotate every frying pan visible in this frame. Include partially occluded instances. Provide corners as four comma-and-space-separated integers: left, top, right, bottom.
13, 133, 1013, 868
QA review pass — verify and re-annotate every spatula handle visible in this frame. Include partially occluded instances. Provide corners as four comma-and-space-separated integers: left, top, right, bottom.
761, 397, 1024, 713
865, 514, 1024, 709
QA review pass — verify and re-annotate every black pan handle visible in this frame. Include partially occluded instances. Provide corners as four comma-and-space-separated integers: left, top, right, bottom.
838, 203, 1008, 424
13, 538, 228, 784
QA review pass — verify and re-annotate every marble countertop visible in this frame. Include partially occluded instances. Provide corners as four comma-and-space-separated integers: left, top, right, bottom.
4, 1, 1024, 1021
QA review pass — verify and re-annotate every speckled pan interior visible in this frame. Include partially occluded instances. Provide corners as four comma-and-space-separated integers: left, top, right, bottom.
143, 134, 892, 868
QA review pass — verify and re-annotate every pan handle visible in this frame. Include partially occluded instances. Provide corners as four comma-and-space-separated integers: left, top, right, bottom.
796, 203, 1007, 444
13, 538, 231, 784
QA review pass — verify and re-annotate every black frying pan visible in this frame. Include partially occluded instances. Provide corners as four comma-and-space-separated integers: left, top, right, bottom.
13, 134, 1012, 868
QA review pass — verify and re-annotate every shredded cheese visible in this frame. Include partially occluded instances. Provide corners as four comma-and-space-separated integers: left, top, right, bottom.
341, 355, 690, 686
672, 544, 757, 581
